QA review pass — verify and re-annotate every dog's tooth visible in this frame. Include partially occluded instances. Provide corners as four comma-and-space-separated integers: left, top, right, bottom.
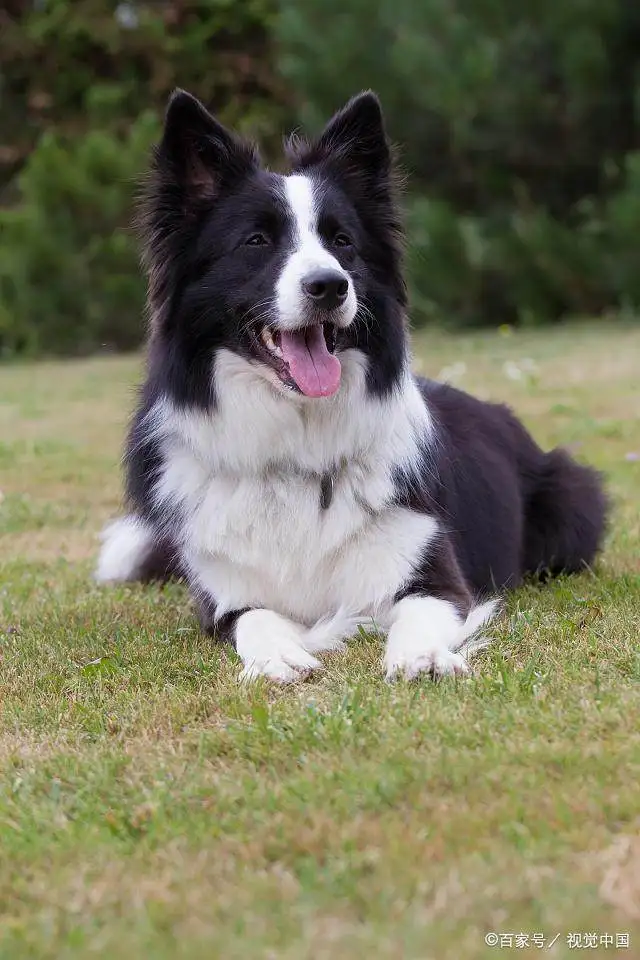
260, 326, 284, 357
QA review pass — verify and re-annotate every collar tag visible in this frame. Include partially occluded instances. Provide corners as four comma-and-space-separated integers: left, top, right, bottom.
320, 471, 336, 510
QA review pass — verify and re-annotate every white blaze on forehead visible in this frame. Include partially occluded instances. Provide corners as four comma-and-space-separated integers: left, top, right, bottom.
284, 174, 321, 244
275, 174, 357, 329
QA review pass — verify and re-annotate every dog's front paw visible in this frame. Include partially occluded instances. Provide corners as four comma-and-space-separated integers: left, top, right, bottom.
384, 639, 469, 681
236, 609, 322, 684
383, 596, 470, 682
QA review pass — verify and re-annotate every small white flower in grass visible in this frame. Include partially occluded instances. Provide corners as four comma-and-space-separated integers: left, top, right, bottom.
503, 357, 539, 382
503, 360, 523, 381
437, 361, 467, 383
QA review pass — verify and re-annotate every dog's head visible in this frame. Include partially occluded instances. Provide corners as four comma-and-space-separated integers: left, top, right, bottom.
143, 90, 407, 406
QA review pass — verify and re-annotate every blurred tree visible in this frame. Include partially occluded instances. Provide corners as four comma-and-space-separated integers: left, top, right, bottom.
0, 0, 288, 193
0, 115, 157, 356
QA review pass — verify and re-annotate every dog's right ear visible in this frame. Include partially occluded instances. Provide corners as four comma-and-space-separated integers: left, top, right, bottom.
154, 89, 259, 206
141, 91, 259, 326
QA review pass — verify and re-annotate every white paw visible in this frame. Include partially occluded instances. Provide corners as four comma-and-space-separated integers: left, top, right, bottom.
236, 610, 322, 684
383, 596, 471, 682
384, 642, 469, 681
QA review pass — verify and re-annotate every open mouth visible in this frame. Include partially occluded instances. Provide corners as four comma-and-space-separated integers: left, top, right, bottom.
252, 322, 341, 398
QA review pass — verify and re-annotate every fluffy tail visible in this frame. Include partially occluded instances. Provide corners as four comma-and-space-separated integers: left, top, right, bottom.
95, 515, 178, 584
523, 449, 608, 578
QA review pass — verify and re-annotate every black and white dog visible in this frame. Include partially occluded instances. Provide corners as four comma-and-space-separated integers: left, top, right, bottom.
96, 89, 607, 683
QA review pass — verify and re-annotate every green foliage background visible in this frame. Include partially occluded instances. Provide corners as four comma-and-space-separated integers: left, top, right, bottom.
0, 0, 289, 357
1, 0, 639, 356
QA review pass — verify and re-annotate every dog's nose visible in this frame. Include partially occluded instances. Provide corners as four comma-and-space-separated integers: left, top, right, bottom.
302, 269, 349, 311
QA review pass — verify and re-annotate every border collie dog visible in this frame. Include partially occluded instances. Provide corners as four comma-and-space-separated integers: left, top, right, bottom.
96, 89, 607, 683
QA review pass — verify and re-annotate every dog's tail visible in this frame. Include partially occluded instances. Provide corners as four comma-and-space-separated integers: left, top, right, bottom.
95, 515, 178, 584
523, 448, 608, 579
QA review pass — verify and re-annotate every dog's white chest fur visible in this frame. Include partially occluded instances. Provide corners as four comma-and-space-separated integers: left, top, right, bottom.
150, 350, 437, 625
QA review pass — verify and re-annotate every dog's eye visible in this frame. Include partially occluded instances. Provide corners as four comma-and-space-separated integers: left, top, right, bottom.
333, 232, 353, 249
246, 233, 269, 246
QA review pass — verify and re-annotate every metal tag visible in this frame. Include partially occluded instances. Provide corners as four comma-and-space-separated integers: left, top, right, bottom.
320, 471, 335, 510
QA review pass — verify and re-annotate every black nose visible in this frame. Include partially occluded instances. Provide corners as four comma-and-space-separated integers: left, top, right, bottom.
302, 269, 349, 311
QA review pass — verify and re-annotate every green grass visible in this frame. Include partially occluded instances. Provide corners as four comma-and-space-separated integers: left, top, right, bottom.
1, 321, 639, 959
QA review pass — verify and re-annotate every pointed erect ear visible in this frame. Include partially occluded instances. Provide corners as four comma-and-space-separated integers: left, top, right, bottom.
292, 91, 391, 181
140, 91, 259, 324
156, 89, 258, 204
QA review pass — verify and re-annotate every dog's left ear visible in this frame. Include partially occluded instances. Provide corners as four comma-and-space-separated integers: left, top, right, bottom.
319, 91, 390, 175
291, 91, 391, 183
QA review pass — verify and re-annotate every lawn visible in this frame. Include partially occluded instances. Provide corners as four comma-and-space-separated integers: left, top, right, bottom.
1, 321, 639, 959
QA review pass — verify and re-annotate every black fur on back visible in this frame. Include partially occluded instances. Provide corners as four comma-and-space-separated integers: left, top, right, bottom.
396, 379, 608, 596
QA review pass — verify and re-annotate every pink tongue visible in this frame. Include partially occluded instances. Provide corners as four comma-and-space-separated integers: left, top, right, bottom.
279, 326, 341, 398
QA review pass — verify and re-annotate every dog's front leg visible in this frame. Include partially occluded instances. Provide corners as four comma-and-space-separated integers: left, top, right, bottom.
234, 609, 323, 683
383, 534, 497, 680
198, 596, 322, 683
